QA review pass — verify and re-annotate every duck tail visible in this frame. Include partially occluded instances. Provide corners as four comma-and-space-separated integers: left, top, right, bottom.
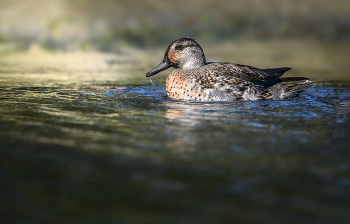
282, 80, 316, 98
268, 80, 316, 99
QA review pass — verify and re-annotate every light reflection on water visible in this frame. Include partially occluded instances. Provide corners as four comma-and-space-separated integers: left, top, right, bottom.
1, 74, 350, 223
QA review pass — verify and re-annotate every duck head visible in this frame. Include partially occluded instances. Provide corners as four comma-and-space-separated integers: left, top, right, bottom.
146, 37, 206, 77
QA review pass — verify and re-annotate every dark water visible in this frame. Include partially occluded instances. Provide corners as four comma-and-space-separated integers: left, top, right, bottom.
1, 69, 350, 224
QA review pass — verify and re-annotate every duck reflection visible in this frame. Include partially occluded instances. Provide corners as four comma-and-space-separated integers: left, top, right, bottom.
162, 100, 248, 153
164, 100, 237, 123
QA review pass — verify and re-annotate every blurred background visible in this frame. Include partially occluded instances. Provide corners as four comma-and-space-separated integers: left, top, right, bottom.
1, 0, 349, 50
0, 0, 349, 80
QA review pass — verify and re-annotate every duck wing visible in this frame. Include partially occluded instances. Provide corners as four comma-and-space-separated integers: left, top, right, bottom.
203, 63, 307, 88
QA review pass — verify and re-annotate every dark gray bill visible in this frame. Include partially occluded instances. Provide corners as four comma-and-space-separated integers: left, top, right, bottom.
146, 59, 171, 77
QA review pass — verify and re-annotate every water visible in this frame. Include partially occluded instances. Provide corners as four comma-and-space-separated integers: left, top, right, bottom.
1, 53, 350, 224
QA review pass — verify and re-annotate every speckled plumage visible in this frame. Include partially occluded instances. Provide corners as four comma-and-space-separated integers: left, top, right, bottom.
146, 37, 314, 101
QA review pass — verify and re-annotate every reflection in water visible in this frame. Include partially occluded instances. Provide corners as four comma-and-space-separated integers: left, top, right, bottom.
165, 101, 237, 121
163, 101, 245, 153
162, 89, 350, 156
1, 65, 350, 223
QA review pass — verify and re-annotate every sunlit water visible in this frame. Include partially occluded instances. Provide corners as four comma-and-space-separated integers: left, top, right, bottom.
1, 54, 350, 224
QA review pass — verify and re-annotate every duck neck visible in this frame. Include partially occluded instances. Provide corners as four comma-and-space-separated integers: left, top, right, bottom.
181, 56, 206, 70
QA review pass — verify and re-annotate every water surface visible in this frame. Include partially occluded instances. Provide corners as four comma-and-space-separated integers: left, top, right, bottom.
1, 52, 350, 224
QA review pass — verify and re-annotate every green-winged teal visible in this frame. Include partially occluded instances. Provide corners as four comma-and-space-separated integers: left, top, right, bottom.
146, 37, 314, 101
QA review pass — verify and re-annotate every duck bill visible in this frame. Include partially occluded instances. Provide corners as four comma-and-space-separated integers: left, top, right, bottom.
146, 59, 171, 77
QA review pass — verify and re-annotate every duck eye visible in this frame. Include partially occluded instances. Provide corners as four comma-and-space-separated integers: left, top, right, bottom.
175, 45, 183, 50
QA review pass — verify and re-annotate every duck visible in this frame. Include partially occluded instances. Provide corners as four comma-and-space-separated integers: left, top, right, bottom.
146, 37, 314, 101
